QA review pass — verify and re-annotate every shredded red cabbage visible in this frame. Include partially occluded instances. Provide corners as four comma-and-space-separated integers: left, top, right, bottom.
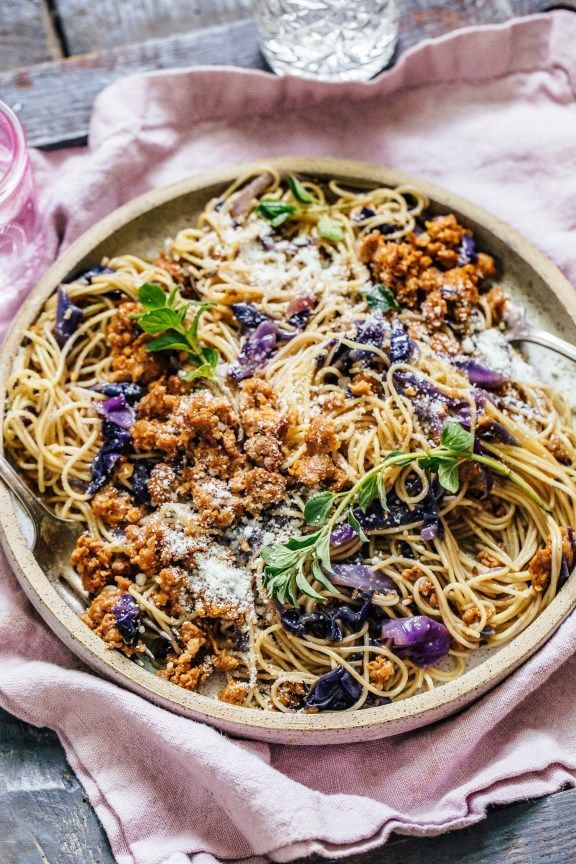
227, 320, 278, 381
380, 615, 450, 667
389, 318, 412, 365
87, 421, 132, 495
305, 665, 363, 710
279, 593, 373, 643
230, 303, 270, 330
393, 369, 477, 433
81, 265, 116, 283
457, 235, 478, 266
97, 394, 135, 430
112, 594, 140, 644
330, 523, 358, 546
93, 381, 144, 405
353, 474, 444, 542
455, 359, 506, 390
330, 564, 395, 595
55, 286, 83, 348
476, 419, 519, 446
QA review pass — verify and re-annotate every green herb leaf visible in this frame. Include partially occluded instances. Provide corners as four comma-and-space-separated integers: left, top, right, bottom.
179, 363, 214, 382
145, 332, 191, 353
304, 491, 336, 525
287, 175, 315, 204
358, 473, 380, 513
261, 544, 300, 569
137, 308, 182, 333
441, 422, 473, 453
315, 533, 333, 573
318, 215, 345, 244
139, 283, 168, 309
438, 461, 460, 493
377, 473, 388, 510
347, 510, 369, 543
201, 346, 219, 366
362, 283, 400, 313
311, 559, 339, 594
285, 532, 322, 550
256, 199, 297, 227
296, 565, 325, 601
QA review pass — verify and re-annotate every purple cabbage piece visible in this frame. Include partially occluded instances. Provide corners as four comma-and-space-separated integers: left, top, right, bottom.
473, 437, 494, 498
393, 369, 475, 434
457, 235, 478, 266
380, 615, 450, 667
351, 314, 386, 362
389, 318, 412, 365
112, 594, 140, 645
329, 315, 386, 373
305, 665, 363, 711
279, 593, 373, 643
330, 564, 396, 595
87, 420, 132, 495
330, 523, 358, 546
353, 474, 444, 542
230, 303, 270, 330
476, 419, 519, 446
81, 265, 116, 283
97, 394, 135, 430
55, 285, 83, 347
94, 381, 144, 405
228, 320, 278, 381
130, 460, 156, 506
288, 309, 312, 329
455, 359, 506, 390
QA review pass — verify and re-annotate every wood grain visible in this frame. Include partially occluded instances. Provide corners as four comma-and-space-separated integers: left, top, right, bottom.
1, 705, 576, 864
55, 0, 253, 54
0, 0, 556, 148
0, 0, 58, 72
0, 18, 265, 149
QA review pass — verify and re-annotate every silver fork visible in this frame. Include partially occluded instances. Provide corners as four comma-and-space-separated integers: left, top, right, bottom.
0, 452, 84, 583
504, 299, 576, 363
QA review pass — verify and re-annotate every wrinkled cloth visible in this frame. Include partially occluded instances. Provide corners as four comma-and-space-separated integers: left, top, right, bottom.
2, 11, 576, 864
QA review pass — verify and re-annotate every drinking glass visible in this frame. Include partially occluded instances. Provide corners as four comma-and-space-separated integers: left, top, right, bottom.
0, 101, 45, 295
252, 0, 400, 82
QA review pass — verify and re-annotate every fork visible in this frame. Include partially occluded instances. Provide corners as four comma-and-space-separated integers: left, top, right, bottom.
504, 299, 576, 363
0, 452, 84, 585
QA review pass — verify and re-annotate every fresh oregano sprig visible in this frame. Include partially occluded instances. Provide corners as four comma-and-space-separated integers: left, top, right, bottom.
261, 421, 551, 605
255, 175, 345, 244
133, 283, 219, 381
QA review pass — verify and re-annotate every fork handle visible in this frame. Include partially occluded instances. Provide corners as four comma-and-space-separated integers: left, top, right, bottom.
0, 452, 48, 531
508, 328, 576, 364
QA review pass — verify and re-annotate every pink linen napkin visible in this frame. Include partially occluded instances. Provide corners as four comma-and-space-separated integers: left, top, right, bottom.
2, 10, 576, 864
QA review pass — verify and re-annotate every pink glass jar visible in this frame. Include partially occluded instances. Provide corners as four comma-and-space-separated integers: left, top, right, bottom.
0, 101, 45, 296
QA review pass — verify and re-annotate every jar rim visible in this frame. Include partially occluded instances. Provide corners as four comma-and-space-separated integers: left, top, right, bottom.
0, 101, 28, 207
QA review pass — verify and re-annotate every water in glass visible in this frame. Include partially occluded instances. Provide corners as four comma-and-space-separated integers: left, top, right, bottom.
252, 0, 400, 82
0, 101, 45, 297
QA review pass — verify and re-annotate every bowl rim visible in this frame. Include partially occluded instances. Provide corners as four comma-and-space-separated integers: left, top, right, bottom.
1, 156, 575, 739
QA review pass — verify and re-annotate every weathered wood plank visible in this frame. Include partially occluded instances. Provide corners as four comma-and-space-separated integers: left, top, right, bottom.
1, 18, 265, 149
54, 0, 253, 54
1, 702, 576, 864
0, 0, 60, 72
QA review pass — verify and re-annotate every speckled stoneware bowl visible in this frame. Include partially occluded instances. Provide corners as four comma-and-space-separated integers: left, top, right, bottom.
1, 158, 575, 745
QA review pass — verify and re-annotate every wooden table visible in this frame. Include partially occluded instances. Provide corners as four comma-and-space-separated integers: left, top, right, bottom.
2, 1, 576, 862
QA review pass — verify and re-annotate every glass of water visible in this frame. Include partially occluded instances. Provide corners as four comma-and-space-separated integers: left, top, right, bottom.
252, 0, 400, 82
0, 100, 45, 296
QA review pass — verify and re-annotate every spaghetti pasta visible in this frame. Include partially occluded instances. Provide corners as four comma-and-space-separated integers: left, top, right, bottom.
4, 167, 576, 713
